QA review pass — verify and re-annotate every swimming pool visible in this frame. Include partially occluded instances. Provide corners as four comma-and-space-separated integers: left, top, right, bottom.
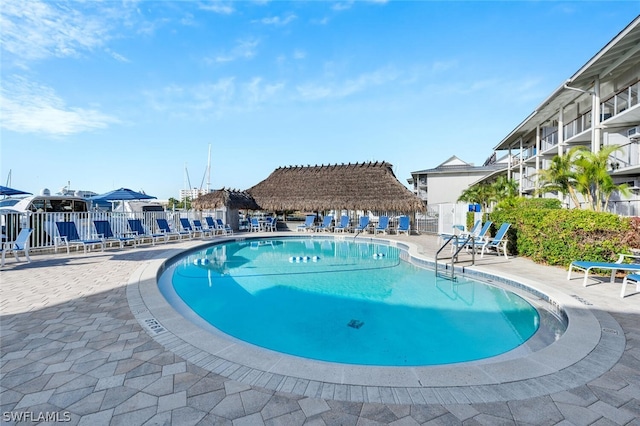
159, 237, 546, 366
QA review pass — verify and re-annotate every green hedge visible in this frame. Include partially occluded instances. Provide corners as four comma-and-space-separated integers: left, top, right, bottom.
490, 199, 632, 266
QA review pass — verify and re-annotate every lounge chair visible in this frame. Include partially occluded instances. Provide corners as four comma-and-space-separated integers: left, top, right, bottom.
93, 220, 137, 249
479, 222, 511, 259
156, 218, 190, 240
1, 228, 32, 267
440, 220, 481, 244
127, 219, 167, 245
315, 216, 333, 232
204, 217, 223, 235
334, 215, 350, 233
451, 220, 493, 252
397, 215, 410, 235
374, 216, 390, 235
267, 217, 277, 232
568, 253, 640, 287
297, 215, 315, 232
621, 273, 640, 298
179, 218, 199, 238
55, 221, 105, 254
354, 216, 370, 233
193, 219, 213, 238
216, 218, 234, 235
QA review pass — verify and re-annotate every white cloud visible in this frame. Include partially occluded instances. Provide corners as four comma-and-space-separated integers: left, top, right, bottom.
257, 14, 297, 26
199, 2, 235, 15
0, 76, 119, 136
0, 0, 115, 61
144, 77, 285, 118
293, 49, 306, 60
296, 67, 400, 101
210, 38, 260, 63
332, 2, 354, 11
105, 48, 130, 63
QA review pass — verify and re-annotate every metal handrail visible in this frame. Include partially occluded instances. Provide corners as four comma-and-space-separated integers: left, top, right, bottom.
435, 234, 476, 281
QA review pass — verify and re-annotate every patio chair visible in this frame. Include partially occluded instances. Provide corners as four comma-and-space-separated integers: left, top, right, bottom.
334, 216, 350, 233
204, 217, 223, 235
93, 220, 137, 249
374, 216, 390, 235
568, 253, 640, 287
268, 217, 277, 232
451, 220, 493, 252
1, 227, 32, 267
621, 273, 640, 298
315, 216, 333, 232
179, 218, 199, 238
397, 216, 410, 235
479, 222, 511, 259
297, 215, 315, 232
250, 218, 261, 232
156, 218, 190, 240
354, 216, 370, 233
55, 221, 105, 254
193, 219, 213, 238
127, 219, 167, 245
439, 220, 481, 244
216, 218, 234, 235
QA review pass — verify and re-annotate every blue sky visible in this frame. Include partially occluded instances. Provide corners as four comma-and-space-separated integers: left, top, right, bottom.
1, 1, 639, 200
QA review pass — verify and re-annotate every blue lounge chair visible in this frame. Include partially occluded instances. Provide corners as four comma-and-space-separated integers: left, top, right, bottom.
179, 218, 199, 238
452, 220, 493, 252
354, 216, 370, 233
297, 215, 315, 232
315, 216, 333, 232
216, 218, 234, 235
193, 219, 213, 238
1, 228, 32, 267
397, 216, 410, 235
374, 216, 390, 235
267, 217, 277, 232
440, 220, 481, 244
479, 222, 511, 259
55, 221, 105, 254
156, 218, 189, 240
621, 273, 640, 298
93, 220, 137, 249
333, 215, 350, 233
204, 217, 223, 235
568, 253, 640, 287
127, 219, 167, 245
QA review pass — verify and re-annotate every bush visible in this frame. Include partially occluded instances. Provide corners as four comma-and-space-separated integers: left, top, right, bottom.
490, 203, 632, 267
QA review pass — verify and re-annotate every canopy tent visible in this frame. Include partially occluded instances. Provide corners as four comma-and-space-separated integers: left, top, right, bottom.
89, 188, 156, 202
0, 185, 31, 197
246, 161, 426, 213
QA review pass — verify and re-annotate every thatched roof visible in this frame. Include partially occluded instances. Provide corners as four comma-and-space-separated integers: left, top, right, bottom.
192, 188, 260, 210
247, 161, 425, 212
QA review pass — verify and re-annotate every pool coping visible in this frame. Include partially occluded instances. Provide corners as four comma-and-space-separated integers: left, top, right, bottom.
126, 233, 626, 403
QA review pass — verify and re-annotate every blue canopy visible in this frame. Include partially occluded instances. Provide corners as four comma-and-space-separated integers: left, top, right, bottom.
89, 188, 156, 202
0, 185, 31, 196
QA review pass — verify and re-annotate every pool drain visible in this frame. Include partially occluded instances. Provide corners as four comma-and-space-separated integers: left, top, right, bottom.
347, 319, 364, 329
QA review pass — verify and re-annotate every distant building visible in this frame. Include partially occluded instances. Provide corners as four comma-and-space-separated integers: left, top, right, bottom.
408, 155, 508, 206
180, 188, 211, 202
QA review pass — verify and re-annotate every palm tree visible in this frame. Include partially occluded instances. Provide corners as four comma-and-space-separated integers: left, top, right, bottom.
458, 183, 494, 211
573, 145, 629, 211
536, 147, 582, 208
491, 176, 519, 201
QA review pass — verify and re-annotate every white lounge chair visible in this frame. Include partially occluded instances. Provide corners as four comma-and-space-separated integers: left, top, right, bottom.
1, 228, 32, 267
621, 273, 640, 298
55, 221, 105, 254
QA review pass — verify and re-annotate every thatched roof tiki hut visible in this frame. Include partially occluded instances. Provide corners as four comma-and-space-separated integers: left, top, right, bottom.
247, 162, 425, 230
192, 188, 260, 230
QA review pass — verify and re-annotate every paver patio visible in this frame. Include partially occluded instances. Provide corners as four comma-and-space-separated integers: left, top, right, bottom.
1, 231, 639, 425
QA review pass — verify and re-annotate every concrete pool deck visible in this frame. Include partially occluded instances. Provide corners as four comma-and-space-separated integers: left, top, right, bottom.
1, 231, 639, 425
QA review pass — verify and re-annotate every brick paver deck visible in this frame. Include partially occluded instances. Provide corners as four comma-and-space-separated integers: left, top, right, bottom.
1, 232, 638, 425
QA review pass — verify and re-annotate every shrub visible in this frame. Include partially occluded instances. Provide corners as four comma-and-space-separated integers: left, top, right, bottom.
490, 203, 632, 266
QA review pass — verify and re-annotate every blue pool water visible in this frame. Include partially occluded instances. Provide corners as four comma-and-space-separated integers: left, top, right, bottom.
160, 237, 540, 366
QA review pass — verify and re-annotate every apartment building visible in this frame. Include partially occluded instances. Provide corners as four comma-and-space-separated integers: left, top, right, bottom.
489, 15, 640, 216
408, 155, 508, 205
